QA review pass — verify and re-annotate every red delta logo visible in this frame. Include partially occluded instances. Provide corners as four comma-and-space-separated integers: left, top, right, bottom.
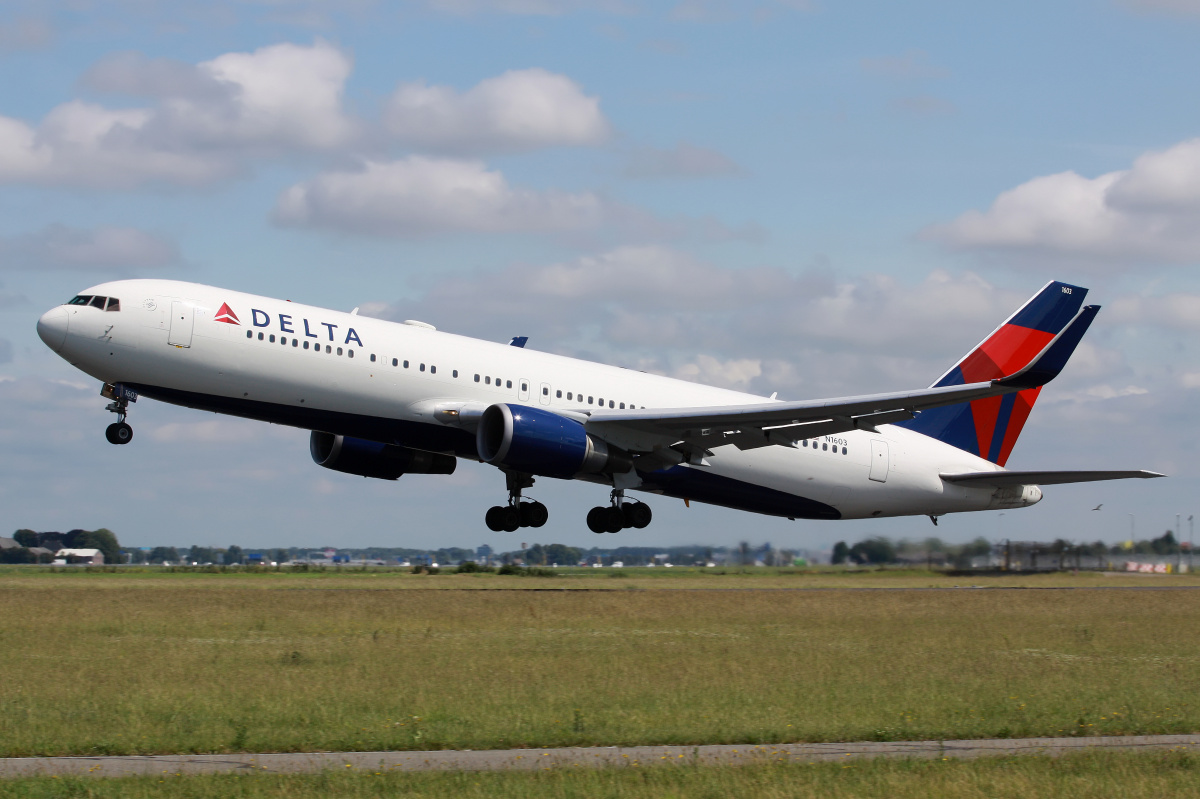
214, 303, 241, 325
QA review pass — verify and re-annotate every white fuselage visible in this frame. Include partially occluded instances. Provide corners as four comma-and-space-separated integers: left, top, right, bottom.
38, 279, 1039, 522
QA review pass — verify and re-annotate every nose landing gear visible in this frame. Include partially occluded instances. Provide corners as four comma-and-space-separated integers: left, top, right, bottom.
101, 382, 136, 445
587, 489, 652, 533
485, 471, 548, 532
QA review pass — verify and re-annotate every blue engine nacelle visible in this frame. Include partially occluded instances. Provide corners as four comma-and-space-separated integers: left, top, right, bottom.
309, 432, 457, 480
476, 404, 632, 479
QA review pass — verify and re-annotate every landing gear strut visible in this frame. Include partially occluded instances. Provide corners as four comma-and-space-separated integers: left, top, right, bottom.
485, 472, 548, 532
587, 489, 652, 534
101, 382, 136, 445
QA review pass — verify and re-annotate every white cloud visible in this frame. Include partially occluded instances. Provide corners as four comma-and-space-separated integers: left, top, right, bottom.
383, 68, 609, 154
273, 156, 611, 236
926, 137, 1200, 265
0, 225, 179, 271
0, 40, 354, 187
1107, 292, 1200, 330
622, 141, 742, 178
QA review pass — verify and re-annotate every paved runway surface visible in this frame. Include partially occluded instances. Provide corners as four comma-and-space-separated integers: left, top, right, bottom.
2, 735, 1197, 778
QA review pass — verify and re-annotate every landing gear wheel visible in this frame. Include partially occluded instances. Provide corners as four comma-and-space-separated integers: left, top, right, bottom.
521, 501, 549, 528
587, 507, 608, 534
106, 422, 133, 445
603, 506, 624, 533
485, 506, 505, 532
499, 505, 521, 533
623, 502, 652, 529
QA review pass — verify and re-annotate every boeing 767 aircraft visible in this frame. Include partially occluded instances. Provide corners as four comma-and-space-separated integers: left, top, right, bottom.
36, 279, 1159, 532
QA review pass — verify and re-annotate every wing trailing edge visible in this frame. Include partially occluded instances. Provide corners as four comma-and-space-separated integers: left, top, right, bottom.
941, 470, 1164, 487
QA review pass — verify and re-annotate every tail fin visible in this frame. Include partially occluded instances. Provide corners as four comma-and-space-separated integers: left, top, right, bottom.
897, 280, 1091, 466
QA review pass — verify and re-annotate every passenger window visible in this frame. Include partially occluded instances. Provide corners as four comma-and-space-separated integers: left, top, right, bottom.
392, 358, 398, 366
430, 365, 435, 374
822, 443, 828, 451
619, 402, 625, 409
588, 396, 594, 404
486, 377, 491, 385
304, 341, 309, 349
803, 440, 808, 447
522, 382, 528, 392
270, 334, 276, 343
370, 354, 376, 362
404, 360, 409, 368
292, 339, 298, 347
347, 349, 354, 358
609, 400, 614, 408
280, 337, 286, 345
474, 374, 480, 382
337, 347, 343, 356
326, 345, 331, 353
842, 447, 848, 455
453, 370, 458, 378
506, 380, 512, 389
246, 330, 253, 339
557, 390, 563, 398
105, 298, 120, 312
258, 332, 264, 340
90, 296, 107, 309
598, 397, 603, 406
420, 363, 425, 372
543, 387, 549, 396
567, 392, 572, 400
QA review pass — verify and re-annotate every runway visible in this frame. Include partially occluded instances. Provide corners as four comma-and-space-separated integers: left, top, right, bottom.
2, 735, 1197, 778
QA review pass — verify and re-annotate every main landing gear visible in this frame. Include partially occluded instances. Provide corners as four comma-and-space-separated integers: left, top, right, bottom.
101, 382, 136, 445
587, 489, 652, 534
485, 472, 549, 532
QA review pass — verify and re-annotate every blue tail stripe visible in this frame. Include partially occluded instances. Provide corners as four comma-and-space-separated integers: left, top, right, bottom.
898, 397, 980, 457
986, 391, 1018, 463
1008, 281, 1088, 334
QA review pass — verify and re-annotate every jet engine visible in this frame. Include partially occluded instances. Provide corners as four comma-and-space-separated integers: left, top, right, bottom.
476, 403, 632, 479
309, 432, 457, 480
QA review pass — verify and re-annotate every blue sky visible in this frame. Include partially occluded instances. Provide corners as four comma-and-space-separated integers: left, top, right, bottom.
1, 0, 1197, 552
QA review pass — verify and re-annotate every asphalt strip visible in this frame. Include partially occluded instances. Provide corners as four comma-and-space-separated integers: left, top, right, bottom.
2, 736, 1198, 778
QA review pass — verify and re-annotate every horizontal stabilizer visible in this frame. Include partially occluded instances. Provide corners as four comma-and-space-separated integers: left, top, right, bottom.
941, 470, 1164, 487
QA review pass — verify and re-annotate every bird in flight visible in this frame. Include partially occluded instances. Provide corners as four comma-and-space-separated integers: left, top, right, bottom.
1092, 504, 1103, 511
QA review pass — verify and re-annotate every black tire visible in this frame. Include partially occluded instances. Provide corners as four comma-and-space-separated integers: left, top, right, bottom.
586, 507, 607, 534
106, 422, 133, 445
523, 502, 549, 528
485, 506, 505, 532
627, 502, 652, 529
500, 505, 521, 533
604, 506, 624, 533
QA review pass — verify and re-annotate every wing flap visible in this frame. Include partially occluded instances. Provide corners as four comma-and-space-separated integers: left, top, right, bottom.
941, 470, 1164, 487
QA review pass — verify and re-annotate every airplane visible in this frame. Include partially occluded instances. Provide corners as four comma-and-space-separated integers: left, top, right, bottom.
35, 278, 1160, 533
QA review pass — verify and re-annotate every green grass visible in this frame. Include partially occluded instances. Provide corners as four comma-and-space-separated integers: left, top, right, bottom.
3, 751, 1200, 798
1, 571, 1197, 757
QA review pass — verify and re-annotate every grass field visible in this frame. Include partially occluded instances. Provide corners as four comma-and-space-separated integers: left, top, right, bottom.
3, 751, 1200, 798
1, 568, 1197, 758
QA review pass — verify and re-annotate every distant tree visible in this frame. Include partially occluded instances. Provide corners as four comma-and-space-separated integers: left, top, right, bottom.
13, 530, 38, 548
224, 545, 245, 565
831, 541, 850, 565
543, 543, 582, 566
148, 546, 179, 564
271, 548, 290, 564
73, 529, 121, 565
1152, 530, 1179, 556
126, 549, 147, 564
0, 547, 36, 564
849, 537, 897, 565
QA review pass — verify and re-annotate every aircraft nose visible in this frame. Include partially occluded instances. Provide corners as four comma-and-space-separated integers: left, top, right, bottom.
37, 306, 69, 352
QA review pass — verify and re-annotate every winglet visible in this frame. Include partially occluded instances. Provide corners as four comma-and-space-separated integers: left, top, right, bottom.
998, 305, 1100, 390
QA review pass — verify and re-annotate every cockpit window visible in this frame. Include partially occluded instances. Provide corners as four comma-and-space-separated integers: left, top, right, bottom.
67, 295, 94, 306
105, 298, 120, 312
89, 296, 107, 309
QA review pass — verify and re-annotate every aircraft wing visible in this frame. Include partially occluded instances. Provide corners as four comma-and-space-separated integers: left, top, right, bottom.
586, 305, 1098, 458
941, 470, 1164, 487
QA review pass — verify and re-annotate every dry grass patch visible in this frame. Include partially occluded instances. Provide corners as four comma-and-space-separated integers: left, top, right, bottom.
1, 583, 1197, 756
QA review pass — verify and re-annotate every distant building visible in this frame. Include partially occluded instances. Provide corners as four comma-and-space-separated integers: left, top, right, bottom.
0, 537, 19, 551
56, 548, 104, 565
